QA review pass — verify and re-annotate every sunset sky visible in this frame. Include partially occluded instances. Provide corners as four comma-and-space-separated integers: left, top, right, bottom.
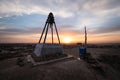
0, 0, 120, 43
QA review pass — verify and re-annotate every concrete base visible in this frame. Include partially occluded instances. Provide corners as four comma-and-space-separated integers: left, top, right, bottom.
27, 54, 73, 66
34, 43, 63, 57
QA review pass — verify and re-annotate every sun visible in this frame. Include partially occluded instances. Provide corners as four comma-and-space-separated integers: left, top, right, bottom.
63, 37, 72, 43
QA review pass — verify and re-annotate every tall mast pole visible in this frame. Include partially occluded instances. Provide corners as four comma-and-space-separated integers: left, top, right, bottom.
85, 26, 87, 52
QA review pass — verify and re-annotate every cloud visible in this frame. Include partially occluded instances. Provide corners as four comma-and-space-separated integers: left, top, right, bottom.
0, 0, 120, 43
89, 25, 120, 34
0, 24, 42, 34
0, 0, 120, 27
0, 0, 119, 18
0, 0, 75, 18
88, 16, 120, 34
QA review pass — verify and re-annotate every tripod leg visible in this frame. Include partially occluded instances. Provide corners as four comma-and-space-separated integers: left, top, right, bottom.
54, 23, 60, 44
43, 23, 49, 44
50, 24, 54, 44
38, 23, 47, 43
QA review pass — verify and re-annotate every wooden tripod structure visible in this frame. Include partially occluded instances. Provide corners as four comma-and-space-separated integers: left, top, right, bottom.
38, 12, 60, 44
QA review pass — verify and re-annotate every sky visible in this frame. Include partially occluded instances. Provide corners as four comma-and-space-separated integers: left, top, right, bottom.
0, 0, 120, 44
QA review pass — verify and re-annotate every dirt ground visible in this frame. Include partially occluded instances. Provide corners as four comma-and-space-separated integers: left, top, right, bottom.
0, 44, 120, 80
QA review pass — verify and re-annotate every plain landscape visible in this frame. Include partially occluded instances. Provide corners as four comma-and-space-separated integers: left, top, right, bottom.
0, 43, 120, 80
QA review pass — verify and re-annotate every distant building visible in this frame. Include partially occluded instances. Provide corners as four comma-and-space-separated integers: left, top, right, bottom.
76, 43, 82, 46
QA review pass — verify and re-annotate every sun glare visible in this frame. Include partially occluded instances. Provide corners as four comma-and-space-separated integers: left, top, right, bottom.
63, 37, 72, 43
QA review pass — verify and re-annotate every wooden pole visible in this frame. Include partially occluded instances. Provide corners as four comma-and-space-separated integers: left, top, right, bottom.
85, 26, 87, 52
43, 23, 49, 44
38, 23, 47, 43
50, 24, 54, 44
54, 23, 60, 44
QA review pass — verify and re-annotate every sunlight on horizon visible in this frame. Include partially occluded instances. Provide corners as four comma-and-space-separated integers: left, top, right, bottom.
63, 37, 72, 44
